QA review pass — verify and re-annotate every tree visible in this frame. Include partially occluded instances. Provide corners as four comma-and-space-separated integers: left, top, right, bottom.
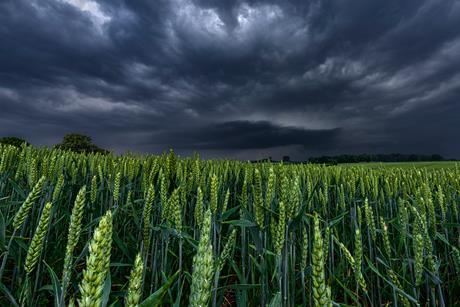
0, 137, 29, 147
54, 133, 107, 154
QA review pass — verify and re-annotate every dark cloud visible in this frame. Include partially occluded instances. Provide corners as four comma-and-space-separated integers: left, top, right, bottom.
1, 0, 460, 159
151, 120, 340, 150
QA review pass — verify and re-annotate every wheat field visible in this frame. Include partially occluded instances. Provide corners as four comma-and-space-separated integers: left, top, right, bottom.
0, 144, 459, 306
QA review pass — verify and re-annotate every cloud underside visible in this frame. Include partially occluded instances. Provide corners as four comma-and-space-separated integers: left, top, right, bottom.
152, 121, 340, 150
1, 0, 460, 159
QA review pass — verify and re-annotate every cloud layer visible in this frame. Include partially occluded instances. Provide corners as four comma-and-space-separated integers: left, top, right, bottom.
1, 0, 460, 159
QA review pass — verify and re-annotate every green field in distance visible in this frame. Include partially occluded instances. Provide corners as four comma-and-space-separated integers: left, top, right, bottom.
341, 161, 459, 169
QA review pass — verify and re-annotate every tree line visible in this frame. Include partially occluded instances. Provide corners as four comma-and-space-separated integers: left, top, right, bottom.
0, 134, 107, 154
308, 153, 445, 164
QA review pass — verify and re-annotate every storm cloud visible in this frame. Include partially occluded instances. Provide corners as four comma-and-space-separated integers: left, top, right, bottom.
1, 0, 460, 159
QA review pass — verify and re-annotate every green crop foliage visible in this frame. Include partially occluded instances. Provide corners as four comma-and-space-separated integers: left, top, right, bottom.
0, 144, 458, 306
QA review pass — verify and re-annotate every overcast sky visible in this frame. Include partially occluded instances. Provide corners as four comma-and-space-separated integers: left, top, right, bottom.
1, 0, 460, 159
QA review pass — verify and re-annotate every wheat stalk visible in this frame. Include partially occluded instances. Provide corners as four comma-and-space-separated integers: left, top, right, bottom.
25, 202, 53, 274
78, 210, 113, 307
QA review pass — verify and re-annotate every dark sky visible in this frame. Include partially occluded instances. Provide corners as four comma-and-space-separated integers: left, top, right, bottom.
1, 0, 460, 159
